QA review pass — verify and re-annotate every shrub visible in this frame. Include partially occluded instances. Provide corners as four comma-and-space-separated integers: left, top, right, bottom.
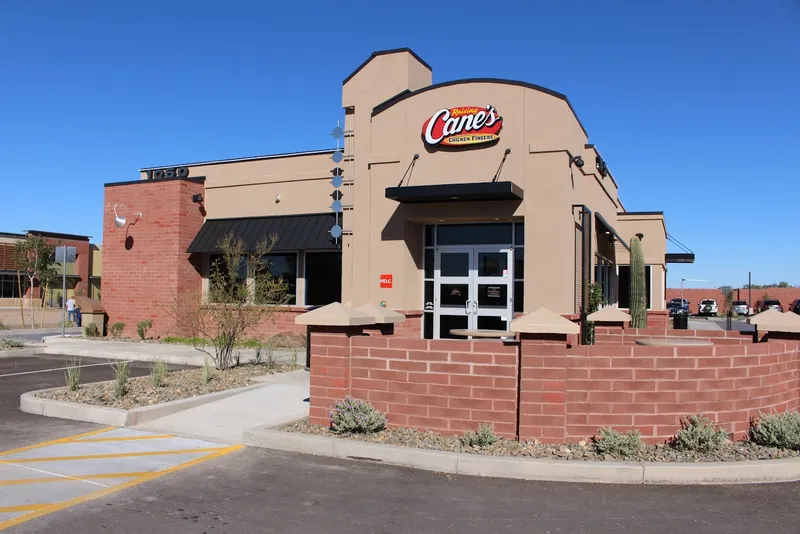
670, 414, 728, 452
58, 320, 74, 328
64, 356, 81, 391
84, 323, 100, 338
111, 360, 131, 397
330, 397, 387, 435
0, 320, 7, 330
594, 427, 644, 457
460, 424, 498, 448
150, 360, 168, 389
0, 338, 24, 350
109, 322, 125, 338
162, 336, 205, 345
749, 411, 800, 450
136, 319, 152, 340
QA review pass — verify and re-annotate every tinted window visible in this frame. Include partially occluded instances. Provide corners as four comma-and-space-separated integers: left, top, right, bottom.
305, 252, 342, 306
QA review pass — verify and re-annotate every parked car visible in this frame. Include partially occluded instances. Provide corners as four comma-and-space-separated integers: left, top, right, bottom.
732, 300, 751, 316
788, 299, 800, 315
760, 299, 783, 313
697, 299, 718, 317
667, 298, 689, 317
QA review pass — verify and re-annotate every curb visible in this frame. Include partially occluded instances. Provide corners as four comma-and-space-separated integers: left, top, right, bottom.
43, 339, 304, 368
0, 348, 40, 359
242, 427, 800, 485
21, 382, 268, 427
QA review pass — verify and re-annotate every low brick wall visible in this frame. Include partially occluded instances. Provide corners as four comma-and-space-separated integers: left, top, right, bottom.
308, 327, 800, 444
594, 326, 754, 346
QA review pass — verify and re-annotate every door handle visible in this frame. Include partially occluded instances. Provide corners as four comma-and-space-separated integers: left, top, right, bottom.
471, 300, 479, 314
465, 299, 472, 314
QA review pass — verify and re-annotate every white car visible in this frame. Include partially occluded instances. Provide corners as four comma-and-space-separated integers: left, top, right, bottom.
732, 300, 750, 316
698, 299, 718, 316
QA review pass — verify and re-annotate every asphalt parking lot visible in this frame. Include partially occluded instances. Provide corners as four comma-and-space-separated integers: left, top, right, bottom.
1, 354, 799, 533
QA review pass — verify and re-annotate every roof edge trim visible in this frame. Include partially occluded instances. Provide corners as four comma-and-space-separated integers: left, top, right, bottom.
343, 48, 432, 85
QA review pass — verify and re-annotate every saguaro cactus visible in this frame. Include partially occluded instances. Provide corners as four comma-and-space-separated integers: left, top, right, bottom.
629, 235, 647, 328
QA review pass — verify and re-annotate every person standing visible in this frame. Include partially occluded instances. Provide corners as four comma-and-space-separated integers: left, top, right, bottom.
66, 296, 76, 324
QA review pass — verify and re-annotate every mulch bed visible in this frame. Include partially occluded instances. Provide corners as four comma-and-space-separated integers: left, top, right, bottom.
37, 362, 299, 410
281, 419, 800, 463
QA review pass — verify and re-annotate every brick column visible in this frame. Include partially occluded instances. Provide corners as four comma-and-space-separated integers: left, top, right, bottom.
308, 325, 363, 426
518, 333, 568, 443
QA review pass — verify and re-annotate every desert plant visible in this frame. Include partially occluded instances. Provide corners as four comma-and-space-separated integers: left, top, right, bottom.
84, 323, 100, 338
150, 360, 169, 389
629, 235, 647, 328
64, 356, 81, 391
584, 282, 604, 345
0, 320, 7, 331
330, 397, 387, 435
594, 427, 644, 457
201, 357, 213, 385
111, 359, 131, 397
460, 424, 498, 448
0, 338, 25, 350
749, 411, 800, 450
109, 322, 125, 339
161, 233, 291, 370
58, 320, 74, 328
670, 414, 728, 452
136, 319, 152, 340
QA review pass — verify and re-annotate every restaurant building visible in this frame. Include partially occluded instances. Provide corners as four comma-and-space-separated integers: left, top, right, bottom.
102, 48, 682, 339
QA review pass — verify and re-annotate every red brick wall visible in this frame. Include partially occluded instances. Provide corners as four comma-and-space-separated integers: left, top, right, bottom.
560, 341, 799, 443
593, 326, 753, 346
309, 327, 800, 445
249, 307, 309, 339
666, 288, 800, 311
309, 331, 520, 437
393, 310, 423, 338
102, 178, 205, 338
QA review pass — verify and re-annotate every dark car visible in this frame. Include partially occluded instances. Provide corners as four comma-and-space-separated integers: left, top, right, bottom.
667, 298, 689, 317
789, 299, 800, 315
760, 299, 783, 313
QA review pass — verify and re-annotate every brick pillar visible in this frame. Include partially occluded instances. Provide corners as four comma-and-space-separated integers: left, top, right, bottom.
518, 333, 568, 443
308, 325, 363, 426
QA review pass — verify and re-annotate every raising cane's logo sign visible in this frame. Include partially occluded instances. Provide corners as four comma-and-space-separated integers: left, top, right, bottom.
422, 105, 503, 147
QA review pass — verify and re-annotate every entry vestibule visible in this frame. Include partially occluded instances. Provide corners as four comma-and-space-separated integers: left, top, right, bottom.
422, 222, 524, 339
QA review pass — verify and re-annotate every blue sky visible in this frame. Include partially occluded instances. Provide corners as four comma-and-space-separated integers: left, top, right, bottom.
1, 1, 798, 288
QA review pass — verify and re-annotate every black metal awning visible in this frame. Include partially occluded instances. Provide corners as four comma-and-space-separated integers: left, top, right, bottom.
186, 213, 341, 254
665, 253, 695, 264
385, 181, 523, 204
595, 212, 631, 252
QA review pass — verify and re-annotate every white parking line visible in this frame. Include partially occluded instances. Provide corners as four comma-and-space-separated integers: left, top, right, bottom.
0, 461, 108, 488
0, 361, 134, 379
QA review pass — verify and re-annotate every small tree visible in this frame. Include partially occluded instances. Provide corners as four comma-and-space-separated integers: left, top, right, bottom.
14, 236, 56, 330
163, 233, 290, 369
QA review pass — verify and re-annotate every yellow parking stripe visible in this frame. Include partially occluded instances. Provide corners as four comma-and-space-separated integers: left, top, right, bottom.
0, 428, 115, 458
72, 434, 174, 443
5, 446, 229, 464
0, 472, 152, 486
0, 445, 243, 531
0, 505, 47, 513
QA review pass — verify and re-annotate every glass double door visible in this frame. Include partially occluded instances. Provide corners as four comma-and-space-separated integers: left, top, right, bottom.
434, 246, 513, 339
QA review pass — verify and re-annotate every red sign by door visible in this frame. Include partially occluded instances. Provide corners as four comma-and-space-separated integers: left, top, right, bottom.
379, 274, 393, 288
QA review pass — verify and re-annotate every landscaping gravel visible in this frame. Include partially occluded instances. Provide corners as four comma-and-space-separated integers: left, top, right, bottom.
37, 362, 299, 409
281, 419, 800, 463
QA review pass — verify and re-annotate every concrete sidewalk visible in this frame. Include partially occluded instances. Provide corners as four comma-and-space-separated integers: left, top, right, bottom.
1, 327, 82, 343
134, 370, 310, 444
42, 337, 306, 367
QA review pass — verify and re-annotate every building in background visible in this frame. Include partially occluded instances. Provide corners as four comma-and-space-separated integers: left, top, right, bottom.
0, 230, 101, 307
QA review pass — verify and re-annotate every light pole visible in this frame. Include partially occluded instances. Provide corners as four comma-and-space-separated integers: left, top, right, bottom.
748, 272, 752, 314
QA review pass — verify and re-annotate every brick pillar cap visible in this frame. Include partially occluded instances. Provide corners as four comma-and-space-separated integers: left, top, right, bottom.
748, 309, 800, 333
587, 306, 631, 323
295, 302, 376, 326
354, 303, 406, 324
510, 307, 580, 334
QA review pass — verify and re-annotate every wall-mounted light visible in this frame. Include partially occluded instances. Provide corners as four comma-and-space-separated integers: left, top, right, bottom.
570, 155, 585, 168
192, 194, 204, 203
113, 203, 142, 228
275, 194, 281, 203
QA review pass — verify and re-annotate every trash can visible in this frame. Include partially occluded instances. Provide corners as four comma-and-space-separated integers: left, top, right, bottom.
673, 309, 689, 330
